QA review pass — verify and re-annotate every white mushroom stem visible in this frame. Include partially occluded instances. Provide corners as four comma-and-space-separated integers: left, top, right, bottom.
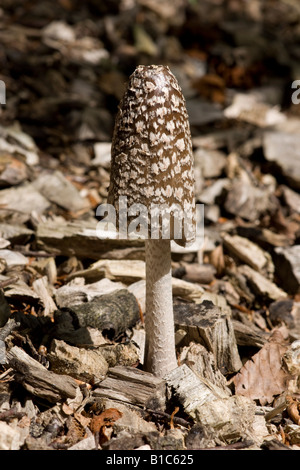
144, 238, 178, 377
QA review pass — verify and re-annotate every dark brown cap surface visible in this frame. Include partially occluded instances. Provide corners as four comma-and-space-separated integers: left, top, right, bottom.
108, 65, 196, 244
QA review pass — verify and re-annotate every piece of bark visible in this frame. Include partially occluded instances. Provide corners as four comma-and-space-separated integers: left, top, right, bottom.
263, 131, 300, 190
185, 423, 217, 449
268, 299, 295, 329
222, 233, 274, 277
225, 180, 274, 222
50, 309, 107, 347
101, 430, 146, 450
36, 220, 143, 259
55, 278, 125, 308
237, 264, 287, 302
0, 250, 28, 267
194, 147, 227, 179
3, 279, 40, 303
232, 319, 268, 348
198, 178, 229, 205
30, 257, 57, 285
192, 395, 257, 444
178, 343, 231, 396
289, 303, 300, 341
174, 300, 242, 374
93, 365, 166, 410
224, 92, 285, 127
66, 259, 146, 284
274, 245, 300, 294
60, 289, 140, 340
0, 223, 33, 245
32, 276, 57, 318
0, 421, 23, 450
99, 342, 140, 368
210, 279, 240, 307
236, 225, 291, 249
281, 185, 300, 214
261, 438, 292, 450
7, 346, 78, 403
0, 183, 50, 224
33, 170, 90, 213
285, 424, 300, 446
165, 364, 229, 421
99, 398, 157, 434
98, 246, 145, 260
0, 317, 20, 365
0, 155, 28, 187
180, 263, 216, 284
192, 127, 252, 151
47, 339, 108, 384
0, 289, 11, 328
283, 340, 300, 377
171, 277, 204, 300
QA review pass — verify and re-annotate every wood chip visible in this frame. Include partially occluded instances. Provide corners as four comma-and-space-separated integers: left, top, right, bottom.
238, 264, 287, 302
274, 245, 300, 294
174, 300, 242, 374
7, 346, 78, 403
93, 365, 166, 410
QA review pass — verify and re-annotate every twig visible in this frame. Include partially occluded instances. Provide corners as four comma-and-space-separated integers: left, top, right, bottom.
146, 408, 191, 428
264, 401, 287, 421
0, 276, 19, 289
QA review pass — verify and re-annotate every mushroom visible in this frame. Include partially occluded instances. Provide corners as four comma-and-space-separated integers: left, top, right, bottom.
108, 65, 196, 377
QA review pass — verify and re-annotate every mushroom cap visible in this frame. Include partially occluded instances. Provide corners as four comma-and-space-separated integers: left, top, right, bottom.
108, 65, 196, 245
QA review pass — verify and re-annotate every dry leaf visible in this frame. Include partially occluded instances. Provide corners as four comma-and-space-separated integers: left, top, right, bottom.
89, 408, 122, 433
234, 331, 291, 405
286, 396, 300, 425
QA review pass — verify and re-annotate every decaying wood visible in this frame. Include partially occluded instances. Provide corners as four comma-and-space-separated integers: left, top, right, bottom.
179, 263, 216, 284
237, 264, 287, 302
36, 220, 143, 259
33, 170, 90, 213
178, 343, 232, 395
222, 233, 274, 277
263, 131, 300, 191
7, 346, 78, 403
99, 398, 158, 434
99, 342, 140, 368
32, 276, 57, 318
54, 278, 125, 309
274, 246, 300, 294
232, 319, 268, 348
59, 289, 140, 339
93, 365, 166, 410
66, 259, 145, 284
0, 289, 11, 327
0, 317, 20, 364
0, 183, 50, 224
47, 339, 109, 384
174, 300, 242, 374
165, 364, 229, 421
